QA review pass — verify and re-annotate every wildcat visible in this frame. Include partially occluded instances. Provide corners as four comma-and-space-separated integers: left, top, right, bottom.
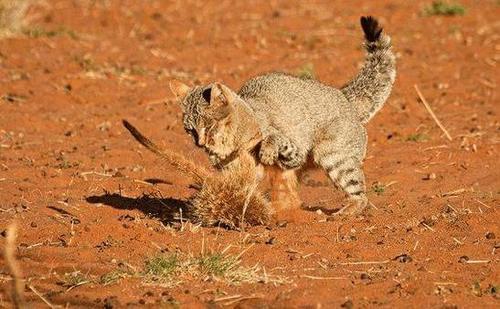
169, 16, 396, 215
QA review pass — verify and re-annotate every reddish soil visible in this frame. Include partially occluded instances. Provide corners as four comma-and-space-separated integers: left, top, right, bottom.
1, 0, 498, 307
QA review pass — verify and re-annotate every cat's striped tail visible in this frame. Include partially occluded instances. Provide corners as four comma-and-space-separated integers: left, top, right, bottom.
341, 16, 396, 124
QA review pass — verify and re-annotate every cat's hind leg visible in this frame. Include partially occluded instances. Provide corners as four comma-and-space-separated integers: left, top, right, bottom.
313, 130, 368, 215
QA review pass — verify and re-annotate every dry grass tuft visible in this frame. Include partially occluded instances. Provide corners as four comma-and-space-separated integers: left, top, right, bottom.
0, 0, 32, 37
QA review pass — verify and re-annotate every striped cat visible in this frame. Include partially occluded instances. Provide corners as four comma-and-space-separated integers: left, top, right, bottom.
170, 16, 396, 215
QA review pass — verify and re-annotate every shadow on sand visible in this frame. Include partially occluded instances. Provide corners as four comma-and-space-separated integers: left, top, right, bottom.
86, 193, 190, 224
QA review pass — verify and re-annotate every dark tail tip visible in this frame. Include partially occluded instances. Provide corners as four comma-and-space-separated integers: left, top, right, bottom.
122, 119, 144, 144
360, 16, 383, 42
122, 119, 132, 131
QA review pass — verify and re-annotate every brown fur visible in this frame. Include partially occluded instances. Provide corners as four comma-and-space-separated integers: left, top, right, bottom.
265, 166, 301, 211
122, 120, 271, 229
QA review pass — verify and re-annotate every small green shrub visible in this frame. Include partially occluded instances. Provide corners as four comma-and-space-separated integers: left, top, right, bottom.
99, 269, 132, 286
406, 133, 428, 142
372, 183, 386, 195
144, 255, 180, 278
297, 63, 315, 79
424, 1, 466, 16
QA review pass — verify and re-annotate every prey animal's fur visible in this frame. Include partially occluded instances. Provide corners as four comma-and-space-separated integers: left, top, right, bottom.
122, 120, 271, 229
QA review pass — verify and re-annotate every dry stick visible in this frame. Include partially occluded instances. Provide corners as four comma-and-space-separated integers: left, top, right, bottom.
213, 294, 243, 302
4, 222, 26, 309
474, 199, 491, 209
301, 275, 347, 280
434, 282, 458, 286
414, 85, 453, 141
465, 259, 490, 264
223, 295, 263, 306
28, 285, 57, 309
339, 260, 390, 265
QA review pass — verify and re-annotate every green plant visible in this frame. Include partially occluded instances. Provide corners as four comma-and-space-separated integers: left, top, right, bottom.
59, 271, 92, 290
197, 253, 238, 277
296, 63, 315, 79
406, 133, 428, 142
424, 1, 466, 16
141, 251, 288, 287
144, 254, 179, 278
99, 269, 132, 286
372, 183, 386, 195
24, 26, 78, 39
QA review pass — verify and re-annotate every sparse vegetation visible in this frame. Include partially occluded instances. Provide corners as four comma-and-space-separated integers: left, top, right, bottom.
371, 183, 386, 195
424, 1, 466, 16
297, 63, 315, 79
471, 281, 483, 297
58, 271, 92, 290
406, 133, 428, 142
99, 269, 132, 286
24, 26, 78, 39
143, 254, 180, 286
142, 251, 287, 287
197, 253, 237, 277
72, 54, 151, 80
0, 0, 32, 37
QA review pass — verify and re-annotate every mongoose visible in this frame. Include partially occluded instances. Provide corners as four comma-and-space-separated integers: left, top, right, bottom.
122, 120, 271, 229
169, 16, 396, 215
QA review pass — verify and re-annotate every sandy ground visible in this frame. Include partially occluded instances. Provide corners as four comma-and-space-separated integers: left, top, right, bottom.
0, 0, 498, 307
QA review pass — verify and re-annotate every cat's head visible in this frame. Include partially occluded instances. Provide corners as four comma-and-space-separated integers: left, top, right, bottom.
169, 80, 240, 165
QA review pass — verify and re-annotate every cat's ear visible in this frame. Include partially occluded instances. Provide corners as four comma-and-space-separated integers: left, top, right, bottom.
210, 83, 234, 106
209, 83, 234, 119
169, 80, 190, 100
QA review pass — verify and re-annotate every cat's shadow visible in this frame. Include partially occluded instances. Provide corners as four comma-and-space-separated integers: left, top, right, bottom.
301, 204, 340, 216
86, 193, 189, 224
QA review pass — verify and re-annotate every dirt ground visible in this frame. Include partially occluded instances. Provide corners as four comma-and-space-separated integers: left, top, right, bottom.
0, 0, 498, 307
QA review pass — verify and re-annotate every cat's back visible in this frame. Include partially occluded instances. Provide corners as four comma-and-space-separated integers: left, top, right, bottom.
239, 72, 325, 103
238, 72, 353, 123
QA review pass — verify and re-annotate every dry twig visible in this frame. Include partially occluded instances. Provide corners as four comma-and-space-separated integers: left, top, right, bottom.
414, 85, 453, 141
28, 285, 57, 308
339, 260, 390, 265
301, 275, 347, 280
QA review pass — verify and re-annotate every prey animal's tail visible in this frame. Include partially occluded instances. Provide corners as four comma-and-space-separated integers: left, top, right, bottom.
122, 120, 208, 183
341, 16, 396, 124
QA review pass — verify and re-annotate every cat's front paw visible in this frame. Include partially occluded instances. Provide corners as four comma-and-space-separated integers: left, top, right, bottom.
278, 151, 304, 169
259, 144, 278, 165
